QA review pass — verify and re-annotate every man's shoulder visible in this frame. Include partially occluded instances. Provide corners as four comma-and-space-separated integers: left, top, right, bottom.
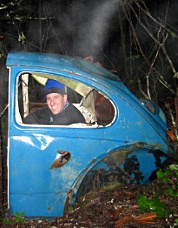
67, 102, 77, 109
67, 103, 82, 113
65, 103, 86, 123
36, 105, 49, 112
23, 106, 50, 124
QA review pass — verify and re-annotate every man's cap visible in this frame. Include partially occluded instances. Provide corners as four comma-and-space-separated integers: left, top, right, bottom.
44, 79, 66, 96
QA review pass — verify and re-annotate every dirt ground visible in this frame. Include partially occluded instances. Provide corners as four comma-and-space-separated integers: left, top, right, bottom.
0, 160, 178, 228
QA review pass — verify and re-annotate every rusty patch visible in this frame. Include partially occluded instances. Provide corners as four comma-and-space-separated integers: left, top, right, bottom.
75, 142, 168, 198
90, 158, 96, 164
64, 189, 73, 216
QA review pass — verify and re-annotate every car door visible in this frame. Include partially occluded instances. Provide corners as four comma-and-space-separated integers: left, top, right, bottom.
8, 69, 116, 217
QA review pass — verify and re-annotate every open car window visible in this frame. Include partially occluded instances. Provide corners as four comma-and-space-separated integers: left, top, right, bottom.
16, 73, 115, 127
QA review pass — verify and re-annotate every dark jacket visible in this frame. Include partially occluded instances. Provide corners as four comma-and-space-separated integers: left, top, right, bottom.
23, 103, 86, 125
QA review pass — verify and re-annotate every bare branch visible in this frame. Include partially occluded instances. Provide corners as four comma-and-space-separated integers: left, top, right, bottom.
138, 78, 149, 99
131, 0, 178, 78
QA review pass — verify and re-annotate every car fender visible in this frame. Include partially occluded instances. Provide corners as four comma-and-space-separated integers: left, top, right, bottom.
64, 142, 171, 214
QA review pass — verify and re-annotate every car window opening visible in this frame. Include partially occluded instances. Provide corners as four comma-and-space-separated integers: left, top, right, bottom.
16, 73, 115, 127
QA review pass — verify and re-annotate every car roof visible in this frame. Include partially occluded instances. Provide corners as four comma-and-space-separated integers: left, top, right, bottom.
6, 52, 121, 82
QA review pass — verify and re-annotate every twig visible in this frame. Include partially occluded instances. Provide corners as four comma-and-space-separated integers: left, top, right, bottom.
0, 104, 8, 119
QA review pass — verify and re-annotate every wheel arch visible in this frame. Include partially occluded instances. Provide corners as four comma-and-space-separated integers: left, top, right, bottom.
64, 142, 171, 215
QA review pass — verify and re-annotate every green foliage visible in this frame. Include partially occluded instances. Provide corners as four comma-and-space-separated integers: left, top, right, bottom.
156, 169, 170, 182
169, 31, 178, 39
128, 79, 136, 87
127, 55, 140, 61
137, 164, 178, 223
102, 181, 120, 190
137, 195, 171, 218
3, 211, 25, 225
157, 165, 178, 198
169, 164, 178, 174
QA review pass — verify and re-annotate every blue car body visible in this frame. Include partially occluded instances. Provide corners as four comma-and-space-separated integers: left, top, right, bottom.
6, 52, 173, 218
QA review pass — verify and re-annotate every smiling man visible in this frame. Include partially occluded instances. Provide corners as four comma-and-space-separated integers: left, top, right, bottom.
23, 79, 86, 125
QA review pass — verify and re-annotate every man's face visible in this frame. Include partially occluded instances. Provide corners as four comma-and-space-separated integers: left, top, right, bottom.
46, 93, 67, 114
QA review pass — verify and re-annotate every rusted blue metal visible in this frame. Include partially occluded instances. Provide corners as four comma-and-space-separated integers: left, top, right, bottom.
6, 52, 174, 218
